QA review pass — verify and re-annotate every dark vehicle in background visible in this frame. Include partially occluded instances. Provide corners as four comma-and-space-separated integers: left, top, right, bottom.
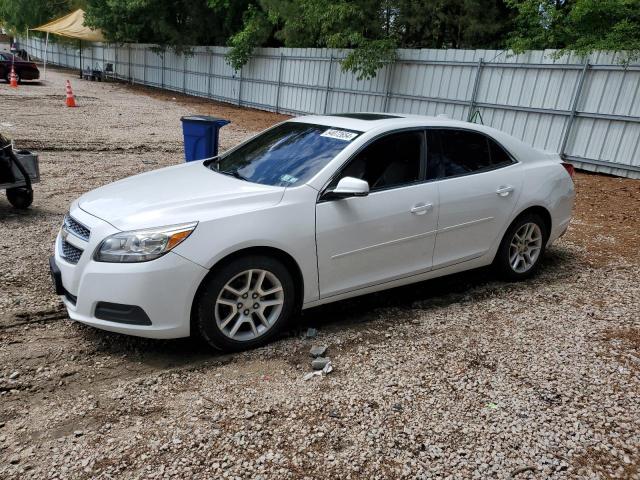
0, 52, 39, 83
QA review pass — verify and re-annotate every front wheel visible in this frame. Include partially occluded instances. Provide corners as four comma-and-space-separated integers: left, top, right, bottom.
494, 213, 548, 281
7, 187, 33, 209
194, 255, 296, 351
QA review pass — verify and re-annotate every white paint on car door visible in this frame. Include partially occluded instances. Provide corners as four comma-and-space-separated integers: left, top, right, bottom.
316, 183, 439, 298
429, 129, 523, 268
433, 166, 523, 268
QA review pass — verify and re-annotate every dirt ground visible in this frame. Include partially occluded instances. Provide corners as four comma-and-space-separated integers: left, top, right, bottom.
0, 67, 639, 480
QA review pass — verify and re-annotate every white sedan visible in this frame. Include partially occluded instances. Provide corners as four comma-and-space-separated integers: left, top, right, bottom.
50, 114, 575, 351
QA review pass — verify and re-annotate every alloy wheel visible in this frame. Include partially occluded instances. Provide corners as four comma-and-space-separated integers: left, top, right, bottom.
214, 269, 284, 341
509, 222, 543, 273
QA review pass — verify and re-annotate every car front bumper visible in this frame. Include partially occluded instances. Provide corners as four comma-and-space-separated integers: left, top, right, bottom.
52, 207, 208, 339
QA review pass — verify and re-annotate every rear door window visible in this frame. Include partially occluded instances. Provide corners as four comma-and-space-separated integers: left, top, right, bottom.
428, 129, 514, 179
488, 138, 514, 168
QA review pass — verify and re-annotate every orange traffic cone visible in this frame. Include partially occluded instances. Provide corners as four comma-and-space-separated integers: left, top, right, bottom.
65, 80, 77, 107
9, 66, 18, 88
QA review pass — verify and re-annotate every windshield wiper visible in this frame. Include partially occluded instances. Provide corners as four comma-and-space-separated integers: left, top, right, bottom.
220, 169, 249, 181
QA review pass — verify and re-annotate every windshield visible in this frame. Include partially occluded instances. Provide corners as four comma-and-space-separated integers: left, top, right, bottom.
210, 122, 361, 187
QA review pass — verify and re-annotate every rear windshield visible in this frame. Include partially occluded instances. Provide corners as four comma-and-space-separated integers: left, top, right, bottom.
210, 122, 361, 187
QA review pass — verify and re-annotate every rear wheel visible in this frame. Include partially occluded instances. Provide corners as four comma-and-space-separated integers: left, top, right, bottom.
195, 255, 296, 351
7, 187, 33, 209
494, 213, 548, 281
5, 72, 20, 84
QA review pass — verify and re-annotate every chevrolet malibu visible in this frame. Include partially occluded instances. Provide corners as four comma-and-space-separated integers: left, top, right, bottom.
50, 114, 575, 351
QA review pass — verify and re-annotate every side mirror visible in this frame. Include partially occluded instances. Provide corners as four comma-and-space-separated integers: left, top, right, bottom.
324, 176, 369, 200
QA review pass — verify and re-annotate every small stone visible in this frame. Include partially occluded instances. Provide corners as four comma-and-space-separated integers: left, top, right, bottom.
309, 345, 327, 358
311, 357, 330, 370
9, 454, 20, 464
9, 371, 19, 380
73, 430, 83, 437
305, 328, 317, 339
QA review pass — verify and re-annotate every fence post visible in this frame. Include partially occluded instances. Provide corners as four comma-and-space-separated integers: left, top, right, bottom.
383, 58, 397, 112
238, 66, 243, 106
275, 52, 284, 113
183, 54, 187, 93
467, 58, 484, 121
323, 55, 334, 114
128, 45, 132, 83
143, 47, 147, 85
560, 60, 590, 158
161, 51, 165, 89
207, 50, 213, 99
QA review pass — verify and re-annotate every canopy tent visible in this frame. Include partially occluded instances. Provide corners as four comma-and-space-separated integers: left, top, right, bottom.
29, 9, 105, 79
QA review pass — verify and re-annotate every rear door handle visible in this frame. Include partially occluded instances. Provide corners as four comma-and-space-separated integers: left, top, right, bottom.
410, 203, 433, 215
496, 185, 514, 197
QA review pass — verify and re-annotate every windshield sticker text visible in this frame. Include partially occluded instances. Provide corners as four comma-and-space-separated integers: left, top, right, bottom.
320, 129, 358, 141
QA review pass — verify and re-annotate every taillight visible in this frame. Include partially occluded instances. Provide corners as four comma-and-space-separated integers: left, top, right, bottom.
561, 162, 575, 179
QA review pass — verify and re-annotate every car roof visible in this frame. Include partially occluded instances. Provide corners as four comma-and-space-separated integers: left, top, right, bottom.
290, 112, 478, 133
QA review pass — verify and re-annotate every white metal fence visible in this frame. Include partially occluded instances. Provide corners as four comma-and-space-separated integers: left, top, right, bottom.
20, 37, 640, 179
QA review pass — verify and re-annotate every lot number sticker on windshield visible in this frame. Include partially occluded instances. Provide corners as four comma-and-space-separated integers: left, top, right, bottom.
320, 129, 358, 141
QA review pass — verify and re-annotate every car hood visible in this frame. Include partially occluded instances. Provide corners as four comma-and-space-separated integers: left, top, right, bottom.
78, 161, 286, 231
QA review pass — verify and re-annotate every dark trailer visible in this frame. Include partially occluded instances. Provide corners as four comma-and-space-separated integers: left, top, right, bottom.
0, 134, 39, 209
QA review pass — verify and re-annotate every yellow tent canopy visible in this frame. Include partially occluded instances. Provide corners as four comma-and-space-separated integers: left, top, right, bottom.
29, 9, 104, 79
32, 9, 104, 42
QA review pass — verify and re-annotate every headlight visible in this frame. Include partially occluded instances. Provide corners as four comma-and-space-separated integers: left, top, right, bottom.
94, 222, 197, 263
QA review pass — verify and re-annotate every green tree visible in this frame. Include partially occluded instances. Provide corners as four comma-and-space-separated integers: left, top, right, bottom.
224, 0, 398, 79
394, 0, 514, 49
84, 0, 251, 50
506, 0, 640, 61
0, 0, 84, 34
224, 0, 515, 79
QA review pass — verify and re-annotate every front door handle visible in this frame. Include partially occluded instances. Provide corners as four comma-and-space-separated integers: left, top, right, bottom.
410, 203, 433, 215
496, 185, 514, 197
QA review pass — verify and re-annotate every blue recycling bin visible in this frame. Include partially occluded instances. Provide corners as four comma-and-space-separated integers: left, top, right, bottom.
180, 115, 230, 162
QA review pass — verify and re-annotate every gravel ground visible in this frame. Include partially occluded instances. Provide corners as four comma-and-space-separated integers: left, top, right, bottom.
0, 66, 639, 480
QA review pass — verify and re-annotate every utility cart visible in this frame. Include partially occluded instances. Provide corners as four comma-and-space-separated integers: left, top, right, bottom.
0, 133, 39, 209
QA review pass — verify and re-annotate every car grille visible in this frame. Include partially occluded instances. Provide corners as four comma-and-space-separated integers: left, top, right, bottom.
64, 215, 90, 241
61, 239, 83, 264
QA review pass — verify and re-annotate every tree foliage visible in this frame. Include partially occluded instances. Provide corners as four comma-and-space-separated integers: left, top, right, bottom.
393, 0, 514, 49
0, 0, 84, 35
1, 0, 639, 78
506, 0, 640, 61
225, 0, 398, 79
83, 0, 251, 52
224, 0, 516, 77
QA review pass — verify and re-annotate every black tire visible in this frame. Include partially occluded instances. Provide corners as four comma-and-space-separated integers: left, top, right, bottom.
5, 72, 21, 84
494, 213, 548, 281
6, 187, 33, 209
194, 255, 297, 352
